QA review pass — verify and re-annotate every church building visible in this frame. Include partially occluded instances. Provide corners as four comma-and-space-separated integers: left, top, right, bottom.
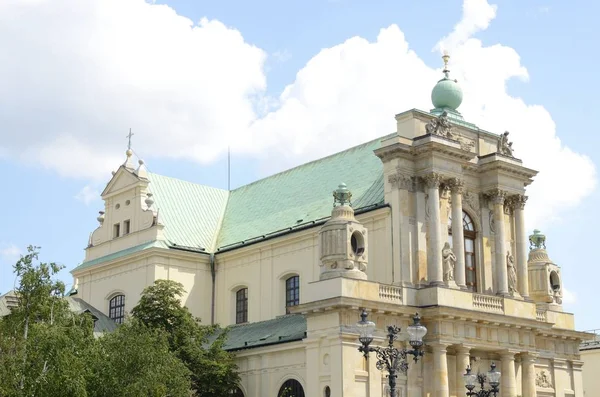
70, 55, 589, 397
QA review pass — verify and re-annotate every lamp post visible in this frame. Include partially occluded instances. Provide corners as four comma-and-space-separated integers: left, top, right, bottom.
356, 309, 427, 397
463, 363, 501, 397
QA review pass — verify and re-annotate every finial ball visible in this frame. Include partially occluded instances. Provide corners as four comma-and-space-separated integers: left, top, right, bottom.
126, 149, 133, 157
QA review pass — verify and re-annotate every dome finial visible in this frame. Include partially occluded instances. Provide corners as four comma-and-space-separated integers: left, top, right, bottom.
442, 51, 450, 77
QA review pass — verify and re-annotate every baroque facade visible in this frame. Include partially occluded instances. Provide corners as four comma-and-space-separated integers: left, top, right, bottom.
70, 56, 590, 397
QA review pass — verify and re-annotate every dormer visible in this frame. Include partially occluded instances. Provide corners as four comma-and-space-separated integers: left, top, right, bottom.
86, 151, 162, 261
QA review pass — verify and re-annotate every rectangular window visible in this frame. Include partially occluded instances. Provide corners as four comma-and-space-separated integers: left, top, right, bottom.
123, 220, 131, 235
236, 288, 248, 324
285, 275, 300, 314
113, 223, 120, 238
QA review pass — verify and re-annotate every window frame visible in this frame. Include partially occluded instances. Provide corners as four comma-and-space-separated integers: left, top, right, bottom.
113, 223, 120, 238
235, 288, 248, 324
448, 210, 478, 292
108, 294, 125, 324
285, 275, 300, 313
123, 219, 131, 235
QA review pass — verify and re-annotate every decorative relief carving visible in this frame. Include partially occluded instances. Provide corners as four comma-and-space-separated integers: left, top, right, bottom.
458, 136, 475, 151
535, 370, 553, 388
497, 131, 515, 157
425, 111, 457, 140
508, 194, 528, 210
489, 211, 495, 234
463, 191, 479, 212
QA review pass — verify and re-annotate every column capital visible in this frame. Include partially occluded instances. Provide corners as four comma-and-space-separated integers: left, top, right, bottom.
422, 172, 444, 189
428, 342, 450, 352
447, 177, 465, 194
520, 352, 539, 363
485, 188, 507, 205
388, 171, 415, 191
454, 344, 473, 355
499, 349, 519, 359
506, 194, 528, 210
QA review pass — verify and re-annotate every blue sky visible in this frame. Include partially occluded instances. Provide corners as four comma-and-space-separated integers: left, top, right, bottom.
1, 0, 599, 330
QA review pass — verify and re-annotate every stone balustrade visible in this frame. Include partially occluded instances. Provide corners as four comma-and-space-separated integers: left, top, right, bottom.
537, 309, 547, 322
379, 284, 403, 303
472, 293, 504, 314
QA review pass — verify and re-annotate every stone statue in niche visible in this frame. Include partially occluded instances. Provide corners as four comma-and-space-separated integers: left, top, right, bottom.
425, 111, 457, 140
442, 242, 457, 282
535, 370, 553, 388
497, 131, 514, 157
507, 251, 518, 295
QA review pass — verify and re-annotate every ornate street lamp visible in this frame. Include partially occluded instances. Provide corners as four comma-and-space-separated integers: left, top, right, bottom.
463, 363, 501, 397
356, 309, 427, 397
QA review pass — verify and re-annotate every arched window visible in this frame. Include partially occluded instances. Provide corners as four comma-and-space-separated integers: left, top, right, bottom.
236, 288, 248, 324
278, 379, 305, 397
230, 387, 244, 397
108, 294, 125, 324
285, 275, 300, 313
448, 211, 477, 291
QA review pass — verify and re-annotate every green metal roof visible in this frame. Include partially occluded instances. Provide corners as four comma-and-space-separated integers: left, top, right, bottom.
222, 314, 307, 351
147, 172, 229, 251
73, 136, 388, 271
67, 296, 117, 336
0, 291, 116, 336
216, 136, 386, 248
73, 240, 169, 272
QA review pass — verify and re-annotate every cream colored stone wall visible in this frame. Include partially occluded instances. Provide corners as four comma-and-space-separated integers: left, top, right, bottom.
74, 249, 213, 322
214, 208, 391, 326
581, 348, 600, 397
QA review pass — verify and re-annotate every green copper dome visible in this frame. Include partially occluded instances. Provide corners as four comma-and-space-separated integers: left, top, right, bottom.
431, 76, 463, 110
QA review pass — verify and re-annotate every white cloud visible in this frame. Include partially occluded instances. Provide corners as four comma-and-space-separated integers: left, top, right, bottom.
563, 287, 576, 304
0, 0, 266, 180
272, 50, 292, 64
0, 0, 595, 228
0, 243, 21, 264
75, 185, 100, 205
435, 0, 497, 53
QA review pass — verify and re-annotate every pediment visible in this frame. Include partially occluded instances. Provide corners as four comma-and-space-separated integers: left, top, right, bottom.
101, 166, 147, 197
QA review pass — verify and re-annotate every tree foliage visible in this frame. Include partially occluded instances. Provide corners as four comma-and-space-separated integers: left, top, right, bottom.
0, 248, 239, 397
132, 280, 240, 397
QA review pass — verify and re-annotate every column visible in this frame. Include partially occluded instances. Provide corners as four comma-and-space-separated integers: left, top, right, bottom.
455, 345, 471, 397
424, 173, 444, 285
449, 178, 467, 289
432, 343, 450, 397
521, 353, 537, 397
500, 351, 517, 397
513, 195, 530, 299
491, 190, 509, 295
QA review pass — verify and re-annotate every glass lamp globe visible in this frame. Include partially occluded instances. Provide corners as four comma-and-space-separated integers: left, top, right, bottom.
463, 366, 477, 388
356, 309, 375, 344
487, 362, 501, 387
406, 313, 427, 348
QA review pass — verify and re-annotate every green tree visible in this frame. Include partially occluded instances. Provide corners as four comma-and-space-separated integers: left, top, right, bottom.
131, 280, 240, 397
0, 245, 94, 397
85, 321, 192, 397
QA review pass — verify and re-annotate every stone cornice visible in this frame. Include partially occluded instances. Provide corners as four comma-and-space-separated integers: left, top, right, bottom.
477, 153, 538, 186
411, 134, 477, 162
